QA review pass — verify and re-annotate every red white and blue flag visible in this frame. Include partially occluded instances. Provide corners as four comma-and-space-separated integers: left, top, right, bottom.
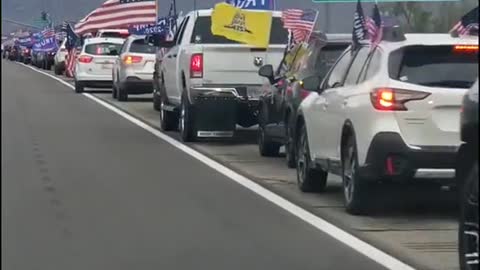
450, 7, 478, 35
41, 28, 56, 39
75, 0, 157, 35
366, 4, 383, 48
281, 9, 318, 43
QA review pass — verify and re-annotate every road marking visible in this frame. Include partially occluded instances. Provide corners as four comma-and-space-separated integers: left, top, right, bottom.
19, 62, 416, 270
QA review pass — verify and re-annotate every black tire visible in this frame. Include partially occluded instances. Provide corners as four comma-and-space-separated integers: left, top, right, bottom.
459, 162, 479, 270
285, 114, 296, 168
160, 97, 178, 131
258, 104, 281, 157
179, 92, 196, 142
74, 80, 84, 93
153, 91, 161, 111
112, 83, 118, 99
118, 85, 128, 102
54, 64, 62, 75
342, 134, 371, 215
296, 124, 328, 192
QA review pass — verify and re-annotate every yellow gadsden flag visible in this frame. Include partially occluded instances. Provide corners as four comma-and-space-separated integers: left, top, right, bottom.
211, 3, 273, 48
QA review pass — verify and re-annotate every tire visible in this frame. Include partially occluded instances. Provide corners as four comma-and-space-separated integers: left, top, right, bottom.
160, 97, 178, 131
285, 115, 296, 168
118, 85, 128, 102
54, 64, 62, 75
459, 162, 479, 270
342, 134, 371, 215
112, 83, 118, 99
296, 124, 328, 192
74, 80, 84, 93
153, 92, 161, 111
179, 92, 196, 142
258, 104, 281, 157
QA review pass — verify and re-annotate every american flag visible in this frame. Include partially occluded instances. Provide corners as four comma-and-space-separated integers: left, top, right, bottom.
450, 7, 478, 35
65, 23, 80, 78
75, 0, 157, 36
366, 4, 383, 48
281, 9, 318, 43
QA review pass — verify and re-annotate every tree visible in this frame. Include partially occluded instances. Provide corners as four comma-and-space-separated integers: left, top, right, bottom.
380, 3, 433, 32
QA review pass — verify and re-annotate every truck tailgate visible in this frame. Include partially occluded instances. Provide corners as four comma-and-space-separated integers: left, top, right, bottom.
200, 44, 285, 85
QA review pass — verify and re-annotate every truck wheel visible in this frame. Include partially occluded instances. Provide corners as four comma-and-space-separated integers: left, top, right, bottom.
459, 162, 478, 270
153, 91, 161, 111
112, 83, 118, 99
342, 135, 371, 215
74, 80, 84, 93
160, 97, 178, 131
296, 124, 327, 192
179, 92, 196, 142
118, 86, 128, 102
258, 103, 280, 157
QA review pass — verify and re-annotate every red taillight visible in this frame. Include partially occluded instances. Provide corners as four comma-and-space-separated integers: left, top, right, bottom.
78, 55, 93, 63
190, 54, 203, 78
453, 45, 478, 53
370, 88, 430, 111
123, 55, 143, 64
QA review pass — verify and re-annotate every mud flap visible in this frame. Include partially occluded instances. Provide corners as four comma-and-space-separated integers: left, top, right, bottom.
193, 96, 238, 138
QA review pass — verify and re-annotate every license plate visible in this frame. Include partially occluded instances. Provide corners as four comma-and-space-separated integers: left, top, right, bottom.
101, 64, 112, 69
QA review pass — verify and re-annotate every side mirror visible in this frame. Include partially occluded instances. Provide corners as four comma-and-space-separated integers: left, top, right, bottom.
301, 76, 322, 92
258, 64, 275, 84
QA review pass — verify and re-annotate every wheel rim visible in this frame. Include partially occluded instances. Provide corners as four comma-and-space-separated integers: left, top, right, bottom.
343, 146, 355, 204
160, 100, 165, 121
296, 132, 307, 185
461, 184, 479, 269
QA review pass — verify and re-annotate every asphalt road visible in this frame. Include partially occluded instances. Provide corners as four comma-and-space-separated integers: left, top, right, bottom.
1, 60, 394, 269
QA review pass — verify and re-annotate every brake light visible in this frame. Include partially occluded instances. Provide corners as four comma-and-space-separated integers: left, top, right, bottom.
370, 88, 430, 111
190, 54, 203, 78
78, 55, 93, 63
123, 55, 143, 64
454, 45, 478, 52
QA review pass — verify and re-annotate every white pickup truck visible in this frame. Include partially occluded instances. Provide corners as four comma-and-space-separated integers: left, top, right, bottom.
155, 9, 288, 142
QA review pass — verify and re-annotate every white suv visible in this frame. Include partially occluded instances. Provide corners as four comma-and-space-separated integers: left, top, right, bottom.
112, 35, 156, 101
74, 37, 124, 93
54, 38, 67, 75
295, 30, 478, 214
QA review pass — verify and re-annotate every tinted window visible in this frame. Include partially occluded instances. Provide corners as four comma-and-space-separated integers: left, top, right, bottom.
344, 46, 370, 85
313, 44, 349, 79
129, 39, 156, 54
100, 32, 129, 39
85, 43, 122, 55
324, 50, 353, 89
190, 16, 288, 44
389, 45, 478, 88
176, 17, 190, 45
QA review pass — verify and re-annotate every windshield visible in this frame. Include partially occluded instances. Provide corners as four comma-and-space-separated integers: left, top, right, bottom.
129, 39, 156, 54
84, 43, 122, 55
390, 45, 479, 88
190, 16, 288, 45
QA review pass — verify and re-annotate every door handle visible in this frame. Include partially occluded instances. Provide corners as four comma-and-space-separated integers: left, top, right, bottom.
167, 55, 172, 59
172, 54, 177, 58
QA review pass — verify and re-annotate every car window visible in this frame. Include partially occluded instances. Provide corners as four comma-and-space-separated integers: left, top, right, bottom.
389, 45, 478, 88
173, 17, 188, 45
359, 49, 382, 82
176, 17, 190, 45
84, 43, 122, 55
313, 44, 349, 79
129, 39, 156, 54
344, 46, 370, 85
323, 49, 353, 89
190, 16, 288, 44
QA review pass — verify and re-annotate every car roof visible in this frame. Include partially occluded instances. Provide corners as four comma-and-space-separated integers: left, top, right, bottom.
187, 9, 283, 18
379, 33, 479, 51
83, 37, 125, 45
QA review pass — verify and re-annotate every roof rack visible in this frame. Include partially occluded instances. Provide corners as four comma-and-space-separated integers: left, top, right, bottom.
382, 25, 406, 42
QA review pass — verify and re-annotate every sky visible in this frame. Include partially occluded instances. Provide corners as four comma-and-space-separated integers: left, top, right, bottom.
2, 0, 373, 34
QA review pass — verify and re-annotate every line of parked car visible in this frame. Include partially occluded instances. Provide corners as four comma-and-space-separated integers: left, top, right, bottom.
5, 10, 477, 269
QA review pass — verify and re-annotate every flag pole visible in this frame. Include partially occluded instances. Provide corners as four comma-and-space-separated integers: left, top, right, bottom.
155, 0, 159, 21
306, 10, 319, 42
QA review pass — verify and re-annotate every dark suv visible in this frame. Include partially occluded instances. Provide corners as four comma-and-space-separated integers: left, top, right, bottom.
257, 33, 350, 167
457, 79, 478, 270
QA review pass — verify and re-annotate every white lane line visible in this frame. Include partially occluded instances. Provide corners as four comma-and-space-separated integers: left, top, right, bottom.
19, 63, 416, 270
